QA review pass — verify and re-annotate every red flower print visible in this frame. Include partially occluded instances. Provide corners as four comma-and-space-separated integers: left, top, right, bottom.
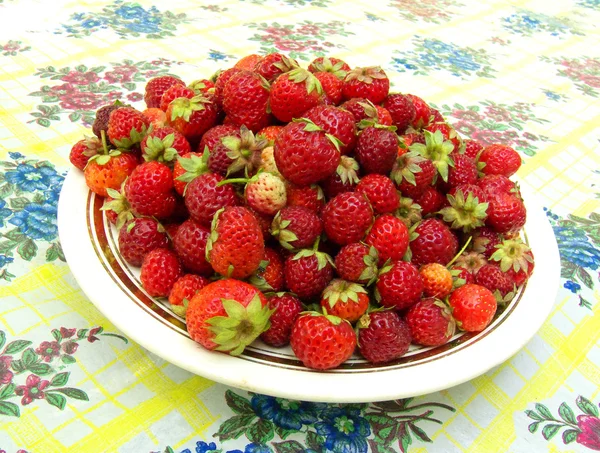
275, 40, 309, 52
59, 92, 103, 111
323, 42, 335, 48
60, 327, 76, 339
62, 341, 79, 355
61, 70, 100, 86
452, 109, 482, 122
484, 105, 512, 122
264, 27, 293, 38
50, 83, 77, 96
106, 91, 123, 101
577, 415, 600, 451
126, 92, 143, 102
453, 121, 477, 137
36, 341, 60, 362
104, 66, 137, 84
471, 129, 505, 145
0, 356, 13, 385
87, 327, 103, 343
580, 74, 600, 89
297, 24, 320, 35
15, 375, 50, 405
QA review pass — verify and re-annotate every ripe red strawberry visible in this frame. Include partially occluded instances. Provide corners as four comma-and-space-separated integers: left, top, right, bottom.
450, 265, 475, 285
257, 125, 284, 144
391, 151, 436, 199
269, 68, 323, 122
173, 151, 208, 196
84, 151, 138, 197
341, 98, 376, 123
405, 298, 456, 346
141, 126, 191, 164
286, 184, 325, 214
447, 153, 478, 188
69, 136, 102, 171
290, 312, 356, 370
322, 192, 374, 246
107, 107, 150, 149
321, 156, 360, 198
143, 108, 167, 128
486, 192, 526, 233
199, 124, 239, 153
449, 284, 497, 332
406, 94, 432, 129
375, 261, 423, 310
93, 102, 122, 139
166, 94, 219, 143
416, 187, 445, 216
284, 248, 334, 300
477, 174, 517, 200
140, 248, 183, 297
357, 311, 411, 363
408, 130, 455, 184
118, 218, 169, 267
250, 248, 285, 292
342, 66, 389, 104
168, 274, 209, 318
471, 227, 503, 259
464, 139, 484, 160
210, 126, 267, 177
320, 279, 369, 322
475, 264, 515, 303
125, 161, 177, 219
419, 263, 453, 298
235, 54, 263, 70
254, 53, 298, 82
479, 144, 521, 177
314, 72, 343, 105
355, 125, 398, 175
222, 70, 270, 132
188, 78, 215, 94
382, 93, 416, 134
160, 84, 196, 112
260, 293, 303, 347
186, 279, 271, 355
185, 172, 238, 226
145, 76, 185, 109
214, 67, 242, 108
271, 206, 322, 250
410, 218, 459, 266
489, 238, 535, 286
365, 214, 409, 265
274, 119, 340, 186
206, 206, 265, 279
247, 207, 273, 238
172, 219, 213, 276
303, 105, 357, 155
308, 56, 351, 76
335, 243, 379, 285
356, 174, 399, 214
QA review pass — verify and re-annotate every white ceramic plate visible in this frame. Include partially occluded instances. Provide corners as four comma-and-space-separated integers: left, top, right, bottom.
58, 170, 560, 403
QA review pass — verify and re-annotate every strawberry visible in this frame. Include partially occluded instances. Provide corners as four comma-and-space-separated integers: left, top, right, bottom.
489, 237, 535, 286
284, 247, 334, 301
439, 188, 489, 233
450, 265, 475, 285
382, 93, 416, 134
197, 123, 239, 154
260, 293, 303, 347
230, 172, 287, 216
248, 207, 273, 238
271, 206, 322, 251
166, 94, 219, 143
172, 219, 213, 276
335, 243, 379, 285
453, 251, 488, 275
185, 172, 238, 226
141, 126, 191, 164
340, 98, 377, 123
448, 284, 497, 332
431, 109, 445, 123
320, 279, 369, 322
206, 206, 264, 279
84, 150, 138, 198
406, 94, 432, 129
486, 192, 526, 234
140, 248, 183, 297
479, 144, 521, 177
391, 151, 436, 199
415, 186, 445, 216
290, 312, 356, 370
447, 153, 478, 189
173, 150, 209, 196
168, 274, 209, 318
322, 192, 374, 246
143, 108, 167, 128
160, 84, 196, 112
69, 136, 102, 171
314, 72, 343, 105
357, 311, 411, 363
188, 78, 215, 94
419, 263, 453, 298
269, 68, 323, 123
250, 248, 285, 292
254, 53, 298, 82
355, 125, 398, 175
464, 139, 484, 160
274, 119, 340, 186
405, 298, 456, 346
92, 102, 123, 139
235, 54, 264, 70
259, 146, 280, 177
303, 105, 357, 155
355, 174, 399, 215
471, 227, 502, 259
342, 66, 389, 104
107, 107, 150, 149
213, 67, 242, 108
257, 125, 284, 144
118, 218, 169, 267
409, 130, 455, 184
222, 70, 270, 132
125, 161, 177, 219
410, 218, 459, 266
209, 126, 267, 177
477, 174, 517, 200
395, 196, 423, 228
286, 183, 325, 214
474, 264, 516, 303
186, 279, 272, 355
365, 214, 409, 265
145, 75, 185, 109
308, 56, 351, 77
375, 261, 423, 310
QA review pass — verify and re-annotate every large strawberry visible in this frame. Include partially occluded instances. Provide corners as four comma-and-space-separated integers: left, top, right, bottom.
322, 192, 374, 246
118, 218, 169, 267
356, 174, 399, 215
125, 161, 177, 219
166, 94, 219, 143
186, 279, 272, 355
365, 214, 409, 265
357, 311, 411, 363
410, 218, 459, 267
302, 105, 357, 155
271, 206, 322, 250
342, 66, 389, 104
172, 219, 213, 276
320, 279, 369, 323
185, 172, 238, 226
145, 75, 184, 109
375, 261, 423, 310
486, 192, 526, 234
269, 68, 323, 122
355, 125, 398, 175
335, 243, 379, 285
479, 144, 521, 177
382, 93, 416, 134
405, 298, 455, 346
206, 206, 264, 279
284, 246, 334, 300
222, 70, 270, 132
107, 107, 150, 149
448, 284, 497, 332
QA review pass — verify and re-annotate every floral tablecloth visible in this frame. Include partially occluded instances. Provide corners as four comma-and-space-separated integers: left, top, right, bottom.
1, 0, 600, 451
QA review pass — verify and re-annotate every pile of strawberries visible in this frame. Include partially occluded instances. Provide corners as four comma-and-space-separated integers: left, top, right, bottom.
69, 52, 535, 370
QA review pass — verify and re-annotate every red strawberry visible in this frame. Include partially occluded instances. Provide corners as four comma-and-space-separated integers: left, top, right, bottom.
271, 206, 322, 250
410, 218, 459, 266
382, 93, 416, 134
375, 261, 423, 310
235, 54, 263, 70
254, 53, 298, 82
450, 265, 475, 285
358, 311, 411, 363
365, 214, 409, 265
168, 274, 209, 318
107, 107, 150, 149
322, 192, 374, 246
355, 125, 398, 175
118, 218, 169, 267
340, 98, 376, 123
464, 139, 484, 160
405, 298, 456, 346
489, 237, 535, 286
145, 76, 185, 109
69, 136, 102, 171
185, 172, 238, 226
188, 78, 215, 94
173, 150, 209, 196
321, 156, 359, 198
143, 108, 167, 128
141, 126, 191, 164
479, 144, 521, 177
186, 279, 271, 355
406, 94, 432, 129
210, 126, 267, 177
172, 219, 213, 276
274, 119, 340, 186
125, 161, 177, 219
140, 248, 183, 297
447, 153, 478, 188
303, 105, 357, 155
206, 206, 265, 279
314, 72, 343, 105
477, 174, 517, 200
260, 293, 303, 347
250, 248, 285, 292
166, 94, 219, 143
415, 186, 445, 216
290, 312, 356, 370
284, 248, 334, 300
214, 67, 242, 108
269, 68, 323, 123
475, 264, 516, 303
160, 84, 196, 112
84, 151, 138, 198
356, 174, 399, 214
342, 66, 389, 104
92, 102, 122, 139
308, 56, 351, 77
320, 279, 369, 322
257, 125, 284, 144
391, 151, 436, 199
486, 193, 526, 234
198, 124, 239, 154
419, 263, 453, 298
286, 183, 325, 214
409, 130, 455, 184
431, 109, 445, 123
448, 284, 497, 332
222, 70, 270, 132
335, 243, 379, 285
471, 227, 502, 259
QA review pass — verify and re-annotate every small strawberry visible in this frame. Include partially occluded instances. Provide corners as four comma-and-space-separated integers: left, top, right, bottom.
172, 219, 213, 276
286, 183, 325, 214
69, 136, 102, 171
342, 66, 389, 104
382, 93, 416, 134
257, 126, 284, 144
250, 248, 285, 292
284, 246, 334, 300
140, 248, 183, 297
322, 156, 360, 198
448, 284, 497, 332
125, 161, 177, 219
365, 214, 409, 265
405, 298, 456, 346
335, 243, 379, 285
357, 310, 411, 363
308, 56, 351, 77
141, 126, 191, 164
222, 70, 270, 132
254, 53, 298, 82
391, 151, 436, 199
439, 188, 489, 233
474, 264, 516, 304
186, 279, 272, 355
464, 139, 484, 160
419, 263, 453, 298
470, 227, 502, 258
322, 192, 374, 246
84, 148, 138, 198
375, 261, 423, 310
410, 218, 459, 266
166, 94, 219, 143
489, 237, 535, 286
290, 311, 356, 370
450, 265, 475, 285
355, 125, 399, 175
173, 150, 209, 196
168, 274, 209, 318
260, 293, 303, 347
235, 54, 264, 70
160, 84, 196, 112
143, 108, 167, 128
227, 172, 286, 216
271, 206, 323, 251
206, 206, 265, 279
356, 174, 399, 215
314, 71, 343, 105
107, 107, 150, 149
406, 94, 432, 129
269, 68, 323, 123
320, 279, 369, 323
447, 153, 478, 189
479, 144, 521, 177
118, 218, 169, 267
185, 172, 239, 226
145, 75, 185, 109
92, 102, 123, 139
486, 192, 527, 234
303, 105, 357, 155
415, 187, 445, 217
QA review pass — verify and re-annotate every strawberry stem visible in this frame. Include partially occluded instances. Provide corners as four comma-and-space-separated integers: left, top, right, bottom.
217, 177, 249, 187
100, 130, 109, 155
446, 236, 472, 268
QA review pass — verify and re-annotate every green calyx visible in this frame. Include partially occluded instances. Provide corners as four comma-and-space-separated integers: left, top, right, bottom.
344, 66, 387, 84
249, 260, 274, 291
86, 130, 115, 167
112, 124, 149, 150
490, 238, 533, 273
358, 245, 379, 286
171, 298, 189, 318
300, 310, 345, 327
206, 294, 274, 356
452, 251, 487, 274
322, 279, 367, 309
394, 197, 423, 228
409, 130, 455, 183
188, 79, 212, 93
292, 239, 334, 271
271, 211, 299, 251
433, 299, 457, 338
311, 57, 348, 80
223, 125, 268, 176
101, 184, 134, 230
439, 190, 489, 233
391, 150, 426, 186
287, 68, 323, 96
336, 156, 360, 185
176, 147, 210, 195
273, 55, 299, 74
143, 133, 179, 164
169, 95, 210, 122
205, 207, 224, 263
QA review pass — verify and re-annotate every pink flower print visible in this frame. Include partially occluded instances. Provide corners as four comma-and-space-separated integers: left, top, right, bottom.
452, 109, 482, 122
15, 375, 50, 405
0, 356, 13, 385
580, 74, 600, 89
453, 121, 478, 137
60, 327, 76, 338
275, 40, 309, 52
484, 105, 512, 123
62, 341, 79, 355
264, 27, 293, 38
87, 327, 103, 343
59, 92, 103, 111
126, 92, 143, 102
471, 129, 505, 145
61, 70, 100, 86
577, 415, 600, 451
36, 340, 60, 362
297, 24, 320, 35
50, 83, 77, 96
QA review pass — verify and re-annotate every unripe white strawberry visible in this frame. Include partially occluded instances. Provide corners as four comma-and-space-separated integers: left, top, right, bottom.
260, 146, 281, 177
246, 172, 287, 215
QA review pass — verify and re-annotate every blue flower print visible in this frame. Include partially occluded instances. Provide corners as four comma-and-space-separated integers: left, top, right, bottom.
5, 164, 62, 193
0, 255, 14, 268
8, 152, 24, 159
251, 394, 323, 430
553, 226, 600, 270
9, 203, 58, 242
564, 280, 582, 293
0, 199, 12, 227
315, 406, 371, 453
448, 50, 481, 72
243, 444, 271, 453
81, 18, 105, 29
422, 38, 455, 55
114, 4, 148, 19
